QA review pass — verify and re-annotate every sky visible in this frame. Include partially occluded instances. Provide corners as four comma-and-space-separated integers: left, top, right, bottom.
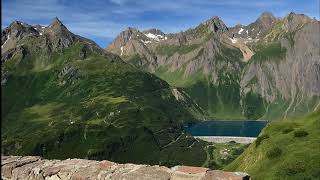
2, 0, 319, 47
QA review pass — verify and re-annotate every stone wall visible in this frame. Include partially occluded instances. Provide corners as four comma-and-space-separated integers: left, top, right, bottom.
1, 156, 250, 180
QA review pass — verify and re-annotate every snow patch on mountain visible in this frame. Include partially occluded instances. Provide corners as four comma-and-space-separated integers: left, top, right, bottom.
1, 35, 10, 49
140, 40, 152, 45
144, 33, 165, 41
120, 46, 124, 56
238, 28, 244, 34
229, 37, 238, 44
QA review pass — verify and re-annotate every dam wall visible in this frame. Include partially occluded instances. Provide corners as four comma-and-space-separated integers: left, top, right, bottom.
195, 136, 257, 144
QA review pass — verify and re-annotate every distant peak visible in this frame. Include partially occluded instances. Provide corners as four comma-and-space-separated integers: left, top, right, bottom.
257, 12, 276, 22
286, 12, 309, 19
211, 16, 220, 20
204, 16, 225, 25
288, 12, 296, 16
50, 17, 64, 27
254, 11, 277, 28
202, 16, 228, 33
9, 20, 28, 27
260, 11, 274, 17
206, 16, 224, 25
284, 12, 312, 24
125, 27, 139, 33
143, 28, 165, 35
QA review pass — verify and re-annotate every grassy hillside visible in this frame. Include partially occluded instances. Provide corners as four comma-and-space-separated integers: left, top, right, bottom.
1, 38, 209, 167
225, 111, 320, 179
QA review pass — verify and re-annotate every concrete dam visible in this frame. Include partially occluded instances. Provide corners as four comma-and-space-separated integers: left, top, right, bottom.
194, 136, 257, 144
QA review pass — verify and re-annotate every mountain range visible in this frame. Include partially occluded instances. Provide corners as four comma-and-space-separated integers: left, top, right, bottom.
107, 12, 320, 120
1, 11, 320, 179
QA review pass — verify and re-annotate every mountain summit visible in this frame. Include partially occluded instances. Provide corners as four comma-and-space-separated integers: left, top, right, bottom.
50, 17, 64, 27
255, 11, 278, 30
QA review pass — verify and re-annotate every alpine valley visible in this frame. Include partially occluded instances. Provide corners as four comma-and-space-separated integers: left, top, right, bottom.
1, 11, 320, 180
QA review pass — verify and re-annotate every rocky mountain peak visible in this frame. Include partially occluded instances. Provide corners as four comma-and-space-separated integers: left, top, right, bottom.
143, 28, 165, 36
284, 12, 311, 22
283, 12, 312, 31
106, 27, 140, 54
9, 21, 26, 28
50, 17, 64, 27
203, 16, 228, 32
6, 21, 34, 32
48, 17, 70, 33
2, 21, 39, 52
126, 27, 139, 33
259, 11, 275, 19
255, 11, 277, 29
47, 17, 74, 37
117, 27, 139, 43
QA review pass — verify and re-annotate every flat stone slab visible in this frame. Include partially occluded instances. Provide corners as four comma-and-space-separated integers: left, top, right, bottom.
1, 156, 250, 180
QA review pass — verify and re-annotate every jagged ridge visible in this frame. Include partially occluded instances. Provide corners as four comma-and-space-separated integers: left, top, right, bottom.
106, 12, 320, 120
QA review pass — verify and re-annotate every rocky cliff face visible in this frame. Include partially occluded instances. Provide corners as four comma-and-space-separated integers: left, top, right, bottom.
241, 13, 320, 119
106, 12, 320, 120
1, 156, 250, 180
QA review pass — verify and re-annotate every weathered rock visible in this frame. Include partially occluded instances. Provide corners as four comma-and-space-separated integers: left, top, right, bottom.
1, 156, 250, 180
241, 19, 320, 103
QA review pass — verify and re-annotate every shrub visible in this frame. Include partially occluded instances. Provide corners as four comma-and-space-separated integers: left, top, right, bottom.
279, 160, 306, 176
255, 134, 270, 147
231, 147, 245, 156
294, 130, 308, 137
207, 160, 221, 169
282, 127, 294, 134
266, 147, 282, 159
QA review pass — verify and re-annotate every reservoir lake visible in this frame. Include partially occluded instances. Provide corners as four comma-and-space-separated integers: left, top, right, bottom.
185, 120, 268, 137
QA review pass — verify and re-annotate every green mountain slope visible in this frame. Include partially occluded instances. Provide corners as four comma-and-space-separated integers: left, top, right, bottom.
225, 111, 320, 179
1, 19, 207, 167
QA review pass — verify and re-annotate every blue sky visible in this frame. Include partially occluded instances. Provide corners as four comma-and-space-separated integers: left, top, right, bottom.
2, 0, 319, 47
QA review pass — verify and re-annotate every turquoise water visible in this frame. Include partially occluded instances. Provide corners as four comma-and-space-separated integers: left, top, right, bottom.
185, 120, 268, 137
